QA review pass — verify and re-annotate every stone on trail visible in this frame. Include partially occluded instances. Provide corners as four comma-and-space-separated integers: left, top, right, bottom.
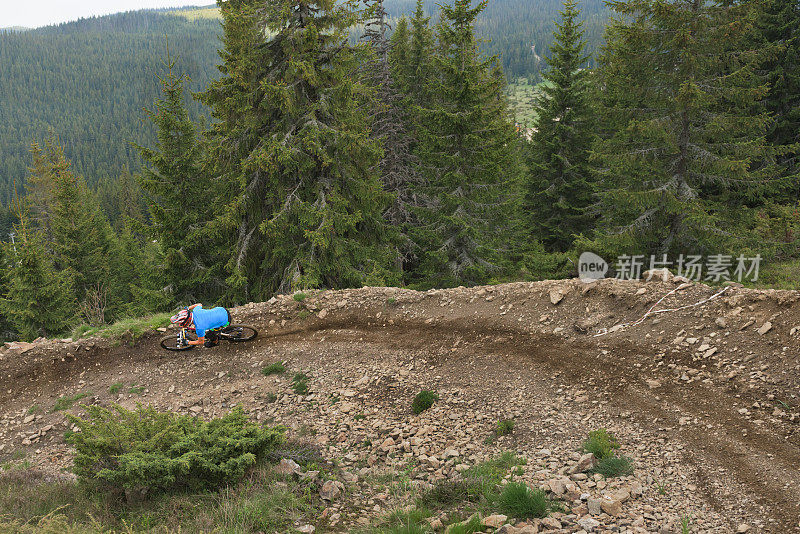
275, 458, 301, 476
320, 480, 344, 501
578, 516, 601, 531
481, 514, 507, 528
550, 288, 564, 305
757, 322, 773, 335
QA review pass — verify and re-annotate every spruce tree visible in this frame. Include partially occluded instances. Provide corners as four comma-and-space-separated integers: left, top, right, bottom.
591, 0, 775, 257
1, 220, 74, 341
363, 0, 423, 272
412, 0, 521, 287
27, 137, 118, 316
200, 0, 398, 300
750, 0, 800, 194
136, 57, 211, 304
525, 0, 595, 252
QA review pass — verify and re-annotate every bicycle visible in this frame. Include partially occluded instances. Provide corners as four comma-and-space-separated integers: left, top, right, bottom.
159, 323, 258, 351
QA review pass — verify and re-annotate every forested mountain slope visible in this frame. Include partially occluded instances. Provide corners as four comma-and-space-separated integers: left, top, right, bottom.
0, 1, 608, 208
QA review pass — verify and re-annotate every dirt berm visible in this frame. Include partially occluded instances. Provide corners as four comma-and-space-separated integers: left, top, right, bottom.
0, 276, 798, 532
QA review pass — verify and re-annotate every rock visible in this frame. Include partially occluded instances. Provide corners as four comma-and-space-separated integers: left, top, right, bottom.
646, 379, 661, 389
275, 458, 301, 476
297, 525, 315, 533
380, 437, 395, 452
570, 453, 596, 474
587, 498, 603, 515
549, 289, 564, 305
644, 268, 673, 282
715, 317, 727, 328
540, 517, 562, 530
429, 518, 443, 530
757, 322, 773, 335
577, 516, 600, 531
600, 498, 622, 517
547, 478, 566, 496
23, 415, 35, 424
481, 514, 507, 528
317, 309, 328, 319
320, 480, 344, 501
736, 524, 751, 533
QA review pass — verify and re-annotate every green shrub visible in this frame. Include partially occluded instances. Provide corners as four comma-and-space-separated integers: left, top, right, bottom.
582, 428, 620, 460
108, 383, 123, 394
411, 390, 438, 415
495, 419, 515, 436
293, 292, 308, 302
291, 372, 310, 395
297, 310, 311, 320
498, 481, 549, 519
66, 404, 284, 499
592, 456, 633, 478
261, 362, 285, 376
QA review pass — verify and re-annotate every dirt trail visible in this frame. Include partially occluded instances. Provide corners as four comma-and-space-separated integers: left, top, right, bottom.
1, 277, 798, 532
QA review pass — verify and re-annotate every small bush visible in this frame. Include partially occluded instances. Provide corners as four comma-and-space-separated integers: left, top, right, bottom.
297, 310, 311, 320
261, 362, 285, 376
293, 292, 308, 302
583, 428, 620, 460
67, 404, 284, 500
52, 392, 91, 412
292, 372, 310, 395
592, 456, 633, 478
108, 383, 123, 394
498, 481, 549, 519
495, 419, 515, 436
411, 390, 438, 414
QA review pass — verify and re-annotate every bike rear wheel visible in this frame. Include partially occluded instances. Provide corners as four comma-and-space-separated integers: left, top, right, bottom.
159, 332, 198, 351
221, 324, 258, 342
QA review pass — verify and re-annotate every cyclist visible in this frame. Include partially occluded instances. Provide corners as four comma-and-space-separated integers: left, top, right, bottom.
170, 304, 231, 347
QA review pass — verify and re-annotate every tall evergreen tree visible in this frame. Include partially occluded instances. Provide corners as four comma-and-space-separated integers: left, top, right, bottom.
363, 0, 423, 273
136, 57, 211, 304
750, 0, 800, 194
27, 137, 118, 315
590, 0, 775, 256
524, 0, 596, 252
412, 0, 521, 287
200, 0, 398, 300
0, 220, 74, 341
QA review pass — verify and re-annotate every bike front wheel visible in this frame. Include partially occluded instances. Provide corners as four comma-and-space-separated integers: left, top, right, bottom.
221, 324, 258, 342
159, 332, 198, 351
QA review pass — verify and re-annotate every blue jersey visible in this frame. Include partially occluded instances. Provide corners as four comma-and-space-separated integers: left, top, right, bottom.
192, 306, 229, 338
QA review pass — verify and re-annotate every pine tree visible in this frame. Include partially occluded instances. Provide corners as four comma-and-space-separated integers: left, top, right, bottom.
200, 0, 398, 300
136, 56, 211, 304
524, 0, 596, 253
27, 137, 118, 316
362, 0, 423, 273
412, 0, 521, 287
1, 220, 74, 341
750, 0, 800, 194
591, 0, 775, 257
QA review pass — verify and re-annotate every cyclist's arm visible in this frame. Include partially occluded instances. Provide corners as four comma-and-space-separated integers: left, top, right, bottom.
188, 337, 205, 346
187, 303, 201, 311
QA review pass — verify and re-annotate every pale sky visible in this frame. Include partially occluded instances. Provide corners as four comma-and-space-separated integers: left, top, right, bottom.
3, 1, 209, 29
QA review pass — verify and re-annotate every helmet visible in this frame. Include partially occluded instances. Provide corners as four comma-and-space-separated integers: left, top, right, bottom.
170, 309, 193, 327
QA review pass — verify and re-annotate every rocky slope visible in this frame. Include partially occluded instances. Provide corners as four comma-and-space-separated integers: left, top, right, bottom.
0, 275, 798, 532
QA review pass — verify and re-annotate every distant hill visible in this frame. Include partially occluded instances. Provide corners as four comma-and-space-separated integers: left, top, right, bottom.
0, 1, 609, 211
0, 27, 30, 32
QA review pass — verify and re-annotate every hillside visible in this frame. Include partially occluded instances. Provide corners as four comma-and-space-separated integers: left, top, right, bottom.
1, 276, 798, 532
0, 1, 609, 208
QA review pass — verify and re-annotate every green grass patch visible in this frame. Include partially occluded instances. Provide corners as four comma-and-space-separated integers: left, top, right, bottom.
297, 310, 311, 320
261, 362, 286, 376
293, 292, 309, 302
583, 428, 620, 460
128, 386, 145, 395
26, 405, 40, 415
463, 451, 525, 486
446, 514, 483, 534
52, 392, 92, 412
411, 390, 438, 415
498, 481, 549, 519
72, 312, 172, 343
265, 393, 278, 403
108, 383, 123, 395
592, 456, 634, 478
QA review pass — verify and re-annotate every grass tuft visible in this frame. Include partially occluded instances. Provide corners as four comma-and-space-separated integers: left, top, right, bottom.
52, 392, 92, 412
583, 428, 620, 460
108, 383, 123, 395
411, 390, 438, 415
292, 372, 310, 395
293, 292, 308, 302
592, 455, 633, 478
498, 481, 549, 519
261, 362, 285, 376
446, 514, 482, 534
72, 313, 172, 343
495, 419, 515, 436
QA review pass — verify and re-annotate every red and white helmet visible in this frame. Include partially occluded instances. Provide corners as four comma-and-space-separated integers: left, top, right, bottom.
170, 309, 193, 327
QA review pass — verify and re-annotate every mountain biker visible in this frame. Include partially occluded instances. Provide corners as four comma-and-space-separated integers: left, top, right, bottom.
169, 304, 231, 347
